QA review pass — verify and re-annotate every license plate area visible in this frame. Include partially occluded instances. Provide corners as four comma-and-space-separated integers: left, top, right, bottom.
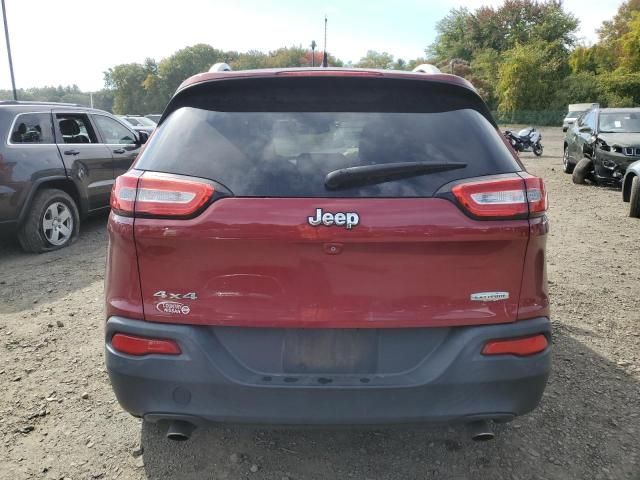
283, 329, 378, 374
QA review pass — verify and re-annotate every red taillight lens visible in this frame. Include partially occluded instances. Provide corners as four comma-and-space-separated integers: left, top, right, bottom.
482, 334, 548, 357
111, 333, 181, 356
451, 176, 547, 219
523, 176, 548, 216
135, 173, 214, 217
110, 173, 139, 215
110, 171, 214, 218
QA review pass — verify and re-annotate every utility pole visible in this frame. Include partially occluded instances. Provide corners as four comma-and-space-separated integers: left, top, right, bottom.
1, 0, 17, 100
311, 40, 317, 67
322, 15, 328, 68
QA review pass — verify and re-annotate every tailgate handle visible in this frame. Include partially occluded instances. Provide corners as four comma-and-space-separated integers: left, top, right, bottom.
324, 243, 344, 255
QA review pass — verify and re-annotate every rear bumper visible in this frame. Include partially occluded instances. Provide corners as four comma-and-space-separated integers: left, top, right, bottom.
105, 316, 551, 425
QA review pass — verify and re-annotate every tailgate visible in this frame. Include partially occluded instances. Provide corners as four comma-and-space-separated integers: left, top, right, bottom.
135, 197, 528, 327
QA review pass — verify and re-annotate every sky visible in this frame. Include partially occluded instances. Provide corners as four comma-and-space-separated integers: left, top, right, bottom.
0, 0, 625, 92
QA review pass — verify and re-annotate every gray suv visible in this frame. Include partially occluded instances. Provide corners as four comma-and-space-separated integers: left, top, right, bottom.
0, 101, 147, 252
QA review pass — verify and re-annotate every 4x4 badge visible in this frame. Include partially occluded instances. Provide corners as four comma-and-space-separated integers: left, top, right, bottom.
308, 208, 359, 229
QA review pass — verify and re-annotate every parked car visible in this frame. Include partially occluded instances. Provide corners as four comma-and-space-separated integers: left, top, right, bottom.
563, 106, 640, 185
145, 114, 161, 124
622, 159, 640, 218
0, 101, 147, 252
562, 103, 597, 132
117, 115, 155, 134
105, 67, 551, 441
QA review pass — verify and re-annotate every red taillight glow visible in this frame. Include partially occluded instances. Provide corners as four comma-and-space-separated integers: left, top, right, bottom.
110, 171, 214, 217
111, 333, 181, 356
482, 334, 548, 357
451, 176, 547, 219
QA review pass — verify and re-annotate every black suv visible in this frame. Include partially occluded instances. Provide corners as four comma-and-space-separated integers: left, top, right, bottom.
563, 106, 640, 185
0, 101, 147, 252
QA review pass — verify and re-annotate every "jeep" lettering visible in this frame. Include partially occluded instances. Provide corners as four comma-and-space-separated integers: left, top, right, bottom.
307, 208, 359, 229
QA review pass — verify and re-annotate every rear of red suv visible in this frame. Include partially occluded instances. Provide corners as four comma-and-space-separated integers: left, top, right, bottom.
105, 69, 550, 439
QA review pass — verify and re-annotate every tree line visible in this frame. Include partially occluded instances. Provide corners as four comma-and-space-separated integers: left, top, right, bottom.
1, 0, 638, 125
428, 0, 640, 124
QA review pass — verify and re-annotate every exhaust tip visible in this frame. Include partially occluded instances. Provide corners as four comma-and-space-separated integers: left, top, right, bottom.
166, 420, 196, 441
467, 420, 495, 441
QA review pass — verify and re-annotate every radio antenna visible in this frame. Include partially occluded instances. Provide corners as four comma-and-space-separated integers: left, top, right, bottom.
322, 15, 328, 67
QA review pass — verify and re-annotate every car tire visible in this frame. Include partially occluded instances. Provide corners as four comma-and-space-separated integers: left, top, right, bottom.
533, 143, 543, 157
572, 158, 592, 185
562, 146, 574, 174
17, 188, 80, 253
629, 176, 640, 218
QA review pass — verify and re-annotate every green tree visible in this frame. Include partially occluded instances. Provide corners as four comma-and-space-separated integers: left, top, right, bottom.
104, 63, 154, 114
552, 72, 600, 107
428, 8, 473, 61
157, 44, 231, 100
355, 51, 395, 69
597, 0, 640, 46
469, 49, 501, 108
497, 40, 569, 113
617, 12, 640, 72
429, 1, 578, 62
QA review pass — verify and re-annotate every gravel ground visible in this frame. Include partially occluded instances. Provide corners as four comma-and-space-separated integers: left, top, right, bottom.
0, 127, 639, 480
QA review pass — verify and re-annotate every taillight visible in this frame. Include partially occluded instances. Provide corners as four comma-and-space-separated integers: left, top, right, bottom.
482, 334, 548, 357
110, 171, 214, 217
111, 333, 181, 356
522, 176, 548, 217
451, 176, 547, 219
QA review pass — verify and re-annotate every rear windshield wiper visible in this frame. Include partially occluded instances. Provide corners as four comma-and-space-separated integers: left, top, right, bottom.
324, 161, 467, 191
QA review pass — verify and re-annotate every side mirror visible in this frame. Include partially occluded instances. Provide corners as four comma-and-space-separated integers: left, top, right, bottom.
138, 131, 149, 144
579, 126, 592, 133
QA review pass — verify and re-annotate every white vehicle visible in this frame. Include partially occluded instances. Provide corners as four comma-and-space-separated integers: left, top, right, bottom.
563, 103, 597, 132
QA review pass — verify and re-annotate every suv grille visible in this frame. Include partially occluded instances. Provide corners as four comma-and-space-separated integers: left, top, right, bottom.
623, 147, 640, 156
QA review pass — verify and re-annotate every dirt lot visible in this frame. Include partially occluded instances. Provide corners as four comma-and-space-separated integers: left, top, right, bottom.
1, 127, 639, 480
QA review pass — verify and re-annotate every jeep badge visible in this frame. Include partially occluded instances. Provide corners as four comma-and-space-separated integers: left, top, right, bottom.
308, 208, 359, 229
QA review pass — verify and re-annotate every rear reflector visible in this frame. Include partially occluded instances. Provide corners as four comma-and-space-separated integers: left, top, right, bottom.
111, 171, 214, 217
482, 334, 548, 357
451, 176, 547, 219
111, 333, 181, 356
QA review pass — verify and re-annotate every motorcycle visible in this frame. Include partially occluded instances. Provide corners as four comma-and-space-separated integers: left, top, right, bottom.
504, 127, 543, 156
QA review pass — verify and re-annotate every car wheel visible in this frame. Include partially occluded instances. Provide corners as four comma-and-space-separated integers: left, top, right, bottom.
562, 146, 574, 174
629, 176, 640, 218
17, 188, 80, 253
572, 158, 592, 185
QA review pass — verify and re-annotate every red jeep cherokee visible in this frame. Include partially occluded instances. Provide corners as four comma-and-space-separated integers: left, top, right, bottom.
105, 67, 550, 440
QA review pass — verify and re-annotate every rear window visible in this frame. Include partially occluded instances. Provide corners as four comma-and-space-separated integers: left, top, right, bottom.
136, 106, 519, 198
9, 113, 54, 144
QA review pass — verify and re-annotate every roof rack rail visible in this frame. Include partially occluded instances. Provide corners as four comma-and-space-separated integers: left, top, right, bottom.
209, 63, 232, 72
411, 64, 441, 74
0, 100, 83, 107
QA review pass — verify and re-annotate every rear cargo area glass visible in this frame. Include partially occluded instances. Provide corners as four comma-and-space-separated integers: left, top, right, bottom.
135, 107, 519, 197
